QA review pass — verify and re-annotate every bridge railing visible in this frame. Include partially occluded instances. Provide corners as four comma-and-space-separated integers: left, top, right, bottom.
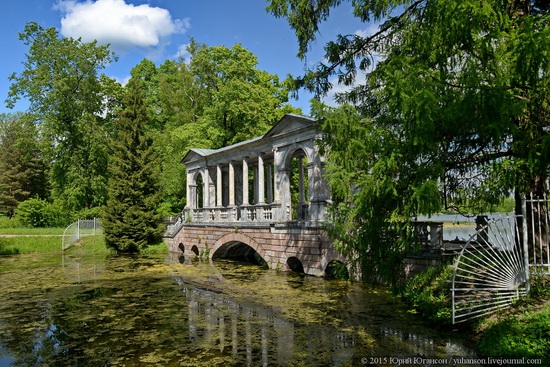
179, 203, 286, 225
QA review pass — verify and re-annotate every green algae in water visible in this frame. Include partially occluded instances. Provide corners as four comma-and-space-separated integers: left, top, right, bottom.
0, 253, 477, 366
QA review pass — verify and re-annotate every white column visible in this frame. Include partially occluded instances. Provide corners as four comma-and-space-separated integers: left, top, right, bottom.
258, 154, 265, 204
266, 163, 273, 203
186, 172, 192, 208
253, 166, 258, 204
298, 157, 305, 205
273, 152, 281, 203
216, 165, 222, 207
229, 161, 235, 206
203, 169, 210, 208
242, 158, 249, 205
190, 185, 197, 208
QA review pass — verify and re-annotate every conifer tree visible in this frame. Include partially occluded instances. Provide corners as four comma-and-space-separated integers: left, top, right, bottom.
0, 113, 48, 217
103, 81, 163, 253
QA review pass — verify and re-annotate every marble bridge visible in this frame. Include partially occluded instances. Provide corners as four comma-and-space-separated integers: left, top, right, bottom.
163, 114, 345, 276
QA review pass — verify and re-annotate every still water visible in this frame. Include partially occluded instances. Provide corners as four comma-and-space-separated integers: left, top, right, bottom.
0, 252, 477, 366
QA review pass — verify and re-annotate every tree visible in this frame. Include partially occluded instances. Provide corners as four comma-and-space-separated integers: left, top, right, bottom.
0, 113, 48, 217
129, 41, 301, 215
189, 42, 294, 148
103, 81, 163, 253
268, 1, 550, 283
6, 22, 118, 213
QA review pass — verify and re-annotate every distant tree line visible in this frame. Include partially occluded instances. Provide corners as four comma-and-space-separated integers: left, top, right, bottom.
0, 22, 298, 251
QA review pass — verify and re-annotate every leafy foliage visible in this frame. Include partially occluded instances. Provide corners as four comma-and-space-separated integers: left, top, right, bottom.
128, 41, 300, 214
477, 308, 550, 360
401, 264, 453, 324
102, 81, 164, 253
0, 113, 48, 217
15, 197, 67, 228
270, 0, 550, 283
6, 22, 119, 213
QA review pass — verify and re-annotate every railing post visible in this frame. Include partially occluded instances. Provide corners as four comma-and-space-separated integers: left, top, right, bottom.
522, 196, 531, 293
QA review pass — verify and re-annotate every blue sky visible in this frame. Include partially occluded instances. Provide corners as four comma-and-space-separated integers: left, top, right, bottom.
1, 0, 372, 115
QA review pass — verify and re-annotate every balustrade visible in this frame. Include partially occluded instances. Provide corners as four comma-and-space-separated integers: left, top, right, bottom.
182, 203, 285, 224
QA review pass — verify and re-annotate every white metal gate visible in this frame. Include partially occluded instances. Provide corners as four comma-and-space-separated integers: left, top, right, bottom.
62, 218, 102, 250
451, 195, 550, 324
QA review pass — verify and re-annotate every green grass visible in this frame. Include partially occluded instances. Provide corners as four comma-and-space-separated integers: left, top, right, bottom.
477, 306, 550, 361
0, 227, 66, 235
64, 235, 112, 255
0, 234, 112, 255
141, 242, 169, 256
0, 235, 61, 254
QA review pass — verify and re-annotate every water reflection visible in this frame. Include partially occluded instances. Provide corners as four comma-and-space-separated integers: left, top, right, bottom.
0, 253, 477, 366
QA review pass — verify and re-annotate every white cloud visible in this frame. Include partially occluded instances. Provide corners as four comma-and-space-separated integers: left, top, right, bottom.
355, 22, 380, 39
173, 43, 191, 62
322, 72, 367, 107
55, 0, 189, 53
113, 75, 131, 86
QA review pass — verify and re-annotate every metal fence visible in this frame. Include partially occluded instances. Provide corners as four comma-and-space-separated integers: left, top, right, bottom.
62, 218, 102, 250
523, 193, 550, 275
450, 195, 550, 324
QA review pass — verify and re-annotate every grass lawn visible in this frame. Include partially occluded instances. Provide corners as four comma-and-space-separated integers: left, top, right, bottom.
0, 227, 66, 235
0, 234, 112, 255
1, 228, 167, 256
0, 236, 60, 254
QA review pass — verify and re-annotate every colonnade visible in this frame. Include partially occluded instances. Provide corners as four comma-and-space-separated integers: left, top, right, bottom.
181, 114, 330, 224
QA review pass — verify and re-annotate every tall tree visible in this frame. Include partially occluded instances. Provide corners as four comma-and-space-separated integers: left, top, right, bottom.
6, 22, 118, 213
103, 81, 163, 253
268, 1, 550, 283
189, 42, 293, 148
0, 113, 48, 217
130, 41, 301, 214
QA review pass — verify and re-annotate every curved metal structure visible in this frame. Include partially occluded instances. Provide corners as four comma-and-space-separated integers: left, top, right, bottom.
62, 218, 102, 250
450, 215, 529, 324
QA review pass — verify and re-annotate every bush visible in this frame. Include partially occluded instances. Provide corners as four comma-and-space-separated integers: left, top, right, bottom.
0, 237, 19, 255
15, 198, 68, 227
75, 206, 102, 221
401, 264, 453, 324
0, 215, 21, 228
477, 308, 550, 360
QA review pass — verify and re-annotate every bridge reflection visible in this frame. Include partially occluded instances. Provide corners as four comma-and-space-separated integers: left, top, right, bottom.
174, 276, 353, 366
171, 272, 476, 366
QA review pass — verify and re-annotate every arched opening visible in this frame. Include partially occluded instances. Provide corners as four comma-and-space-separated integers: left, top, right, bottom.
289, 149, 309, 220
286, 257, 305, 273
212, 241, 266, 266
178, 243, 185, 253
191, 245, 199, 256
324, 260, 349, 279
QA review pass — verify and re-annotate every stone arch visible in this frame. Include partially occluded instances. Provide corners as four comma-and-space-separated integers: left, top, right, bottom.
280, 143, 314, 172
210, 232, 268, 264
280, 145, 313, 220
286, 257, 305, 273
192, 171, 205, 208
324, 260, 349, 279
178, 243, 185, 253
191, 245, 199, 256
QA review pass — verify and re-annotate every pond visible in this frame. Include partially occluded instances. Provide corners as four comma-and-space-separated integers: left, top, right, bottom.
0, 251, 478, 366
